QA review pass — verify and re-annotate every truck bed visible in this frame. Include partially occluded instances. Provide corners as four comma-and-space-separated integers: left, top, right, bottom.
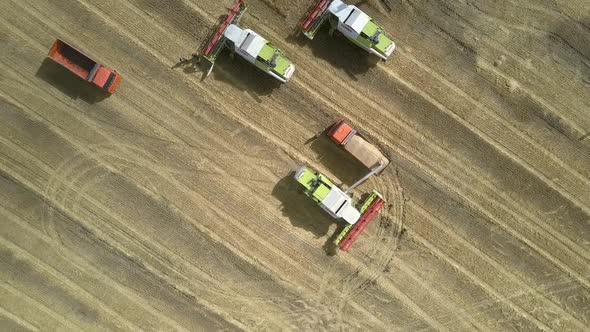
344, 135, 390, 170
48, 40, 96, 80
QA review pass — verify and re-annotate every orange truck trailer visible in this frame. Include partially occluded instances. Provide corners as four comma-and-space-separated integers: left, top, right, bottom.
328, 120, 389, 173
47, 39, 122, 94
327, 120, 390, 192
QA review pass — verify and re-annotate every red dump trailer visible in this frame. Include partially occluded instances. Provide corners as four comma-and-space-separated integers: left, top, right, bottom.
47, 39, 122, 94
327, 120, 390, 173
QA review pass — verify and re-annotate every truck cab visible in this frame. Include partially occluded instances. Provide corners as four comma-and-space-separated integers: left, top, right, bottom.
294, 166, 360, 224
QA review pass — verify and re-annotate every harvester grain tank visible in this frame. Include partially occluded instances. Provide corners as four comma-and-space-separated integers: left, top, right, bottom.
47, 39, 122, 93
294, 166, 385, 251
301, 0, 396, 60
202, 0, 295, 83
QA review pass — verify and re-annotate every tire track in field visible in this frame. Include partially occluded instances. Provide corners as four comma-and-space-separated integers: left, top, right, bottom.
0, 84, 286, 328
68, 1, 454, 326
223, 0, 590, 258
5, 0, 588, 326
0, 304, 40, 332
0, 279, 78, 331
316, 171, 406, 329
188, 0, 589, 283
12, 3, 584, 330
5, 2, 434, 328
104, 1, 590, 326
0, 234, 141, 331
39, 144, 301, 330
406, 201, 589, 329
201, 1, 590, 279
341, 173, 404, 299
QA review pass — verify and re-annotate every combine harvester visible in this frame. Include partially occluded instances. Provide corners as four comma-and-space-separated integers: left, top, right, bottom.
202, 0, 295, 83
300, 0, 396, 60
294, 166, 385, 252
47, 39, 122, 93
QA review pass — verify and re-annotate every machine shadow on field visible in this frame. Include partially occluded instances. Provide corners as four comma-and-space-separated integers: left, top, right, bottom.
36, 58, 111, 104
288, 25, 379, 81
209, 53, 282, 101
308, 135, 368, 187
172, 51, 281, 102
272, 172, 343, 255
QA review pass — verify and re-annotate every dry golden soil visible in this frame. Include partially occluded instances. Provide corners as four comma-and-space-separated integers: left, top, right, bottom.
0, 0, 589, 331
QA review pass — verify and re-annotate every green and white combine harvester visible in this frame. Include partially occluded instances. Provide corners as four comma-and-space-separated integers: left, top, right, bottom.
294, 120, 391, 251
294, 166, 385, 251
301, 0, 396, 60
202, 0, 295, 83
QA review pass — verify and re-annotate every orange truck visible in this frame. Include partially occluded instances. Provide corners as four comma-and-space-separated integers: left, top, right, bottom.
47, 39, 122, 94
328, 120, 389, 172
327, 120, 390, 192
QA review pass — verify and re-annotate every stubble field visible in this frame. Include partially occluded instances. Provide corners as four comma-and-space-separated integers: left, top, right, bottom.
0, 0, 589, 330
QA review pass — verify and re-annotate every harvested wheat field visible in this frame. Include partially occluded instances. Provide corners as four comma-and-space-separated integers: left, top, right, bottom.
0, 0, 589, 330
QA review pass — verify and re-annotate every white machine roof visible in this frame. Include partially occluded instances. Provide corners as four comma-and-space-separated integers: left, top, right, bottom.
346, 8, 370, 33
321, 187, 360, 224
328, 0, 370, 34
224, 24, 266, 58
328, 0, 352, 23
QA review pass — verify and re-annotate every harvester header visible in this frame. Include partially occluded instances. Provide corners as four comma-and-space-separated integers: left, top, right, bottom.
202, 0, 247, 65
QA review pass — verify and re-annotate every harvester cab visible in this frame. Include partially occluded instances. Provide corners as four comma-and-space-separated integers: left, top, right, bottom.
294, 166, 360, 224
300, 0, 396, 60
201, 0, 295, 83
